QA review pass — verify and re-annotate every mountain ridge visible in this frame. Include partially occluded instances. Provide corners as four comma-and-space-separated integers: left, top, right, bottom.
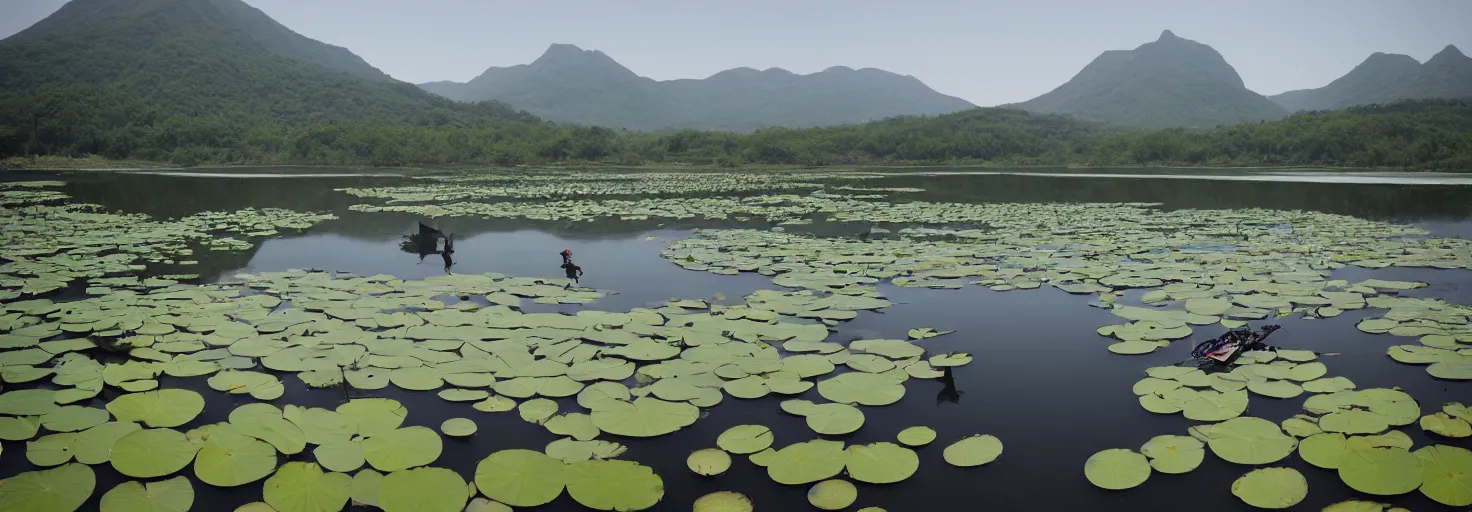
1269, 44, 1472, 112
417, 43, 976, 132
1008, 30, 1288, 129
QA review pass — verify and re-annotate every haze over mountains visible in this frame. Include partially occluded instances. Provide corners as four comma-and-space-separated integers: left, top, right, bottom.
418, 44, 976, 132
1269, 45, 1472, 112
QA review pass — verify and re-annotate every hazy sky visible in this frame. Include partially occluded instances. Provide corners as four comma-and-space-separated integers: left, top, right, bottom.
3, 0, 1470, 105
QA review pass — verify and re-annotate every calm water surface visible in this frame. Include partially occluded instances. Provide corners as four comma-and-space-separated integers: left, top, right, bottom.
3, 168, 1471, 511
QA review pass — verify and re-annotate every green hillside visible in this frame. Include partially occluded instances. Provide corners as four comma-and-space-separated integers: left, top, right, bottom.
0, 0, 556, 162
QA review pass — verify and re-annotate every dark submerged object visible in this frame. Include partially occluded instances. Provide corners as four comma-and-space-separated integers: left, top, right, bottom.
399, 222, 455, 269
1191, 324, 1284, 365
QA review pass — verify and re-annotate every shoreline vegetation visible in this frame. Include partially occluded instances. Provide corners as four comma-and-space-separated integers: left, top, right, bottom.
3, 99, 1470, 172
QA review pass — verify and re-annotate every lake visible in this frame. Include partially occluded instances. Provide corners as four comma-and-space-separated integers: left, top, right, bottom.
1, 167, 1470, 512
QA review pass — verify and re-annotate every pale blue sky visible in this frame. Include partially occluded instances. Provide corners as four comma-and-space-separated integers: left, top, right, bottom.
3, 0, 1470, 105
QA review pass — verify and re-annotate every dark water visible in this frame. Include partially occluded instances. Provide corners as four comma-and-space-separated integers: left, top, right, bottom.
3, 169, 1471, 511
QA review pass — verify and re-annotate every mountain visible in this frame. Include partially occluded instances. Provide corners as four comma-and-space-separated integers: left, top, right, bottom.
418, 44, 976, 132
1270, 45, 1472, 112
1009, 30, 1288, 129
0, 0, 545, 159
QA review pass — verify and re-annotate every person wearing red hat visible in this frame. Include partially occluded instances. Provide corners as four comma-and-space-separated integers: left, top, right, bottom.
560, 248, 572, 265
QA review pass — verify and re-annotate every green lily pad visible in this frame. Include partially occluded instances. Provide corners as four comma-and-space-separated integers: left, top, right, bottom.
363, 426, 442, 473
896, 426, 937, 447
100, 476, 193, 512
0, 463, 95, 512
229, 403, 307, 455
27, 432, 78, 466
767, 439, 847, 485
379, 467, 468, 512
544, 413, 600, 441
0, 415, 43, 441
545, 438, 627, 463
263, 462, 351, 512
1338, 447, 1424, 496
110, 428, 201, 478
1299, 433, 1348, 469
805, 403, 865, 435
1416, 444, 1472, 506
518, 398, 559, 424
207, 370, 284, 400
943, 434, 1003, 467
474, 449, 566, 507
1231, 467, 1307, 509
565, 459, 665, 511
1247, 379, 1304, 399
441, 418, 478, 437
717, 425, 774, 454
1421, 412, 1472, 438
688, 448, 732, 476
591, 397, 698, 438
313, 439, 364, 473
1207, 416, 1297, 465
1321, 410, 1391, 435
350, 468, 383, 508
73, 421, 142, 464
194, 427, 277, 487
104, 389, 204, 428
336, 398, 408, 437
816, 372, 905, 406
806, 480, 857, 510
1140, 435, 1204, 474
39, 406, 109, 433
1084, 449, 1150, 490
846, 442, 919, 484
693, 491, 753, 512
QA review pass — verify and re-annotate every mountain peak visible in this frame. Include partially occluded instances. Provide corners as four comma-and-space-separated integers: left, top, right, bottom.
1431, 44, 1466, 60
1158, 29, 1179, 41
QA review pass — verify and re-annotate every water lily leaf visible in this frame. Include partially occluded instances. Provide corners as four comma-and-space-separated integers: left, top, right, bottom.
99, 476, 193, 512
518, 398, 559, 424
110, 428, 200, 478
40, 406, 109, 433
896, 426, 936, 447
363, 426, 442, 472
1338, 447, 1423, 496
73, 421, 142, 464
767, 439, 847, 485
1320, 410, 1390, 435
943, 434, 1003, 467
0, 462, 93, 511
194, 428, 277, 487
207, 371, 283, 400
1207, 417, 1297, 465
693, 491, 753, 512
1140, 435, 1204, 474
1416, 444, 1472, 506
263, 462, 351, 512
474, 449, 567, 507
709, 427, 772, 457
228, 403, 306, 455
688, 448, 732, 476
313, 439, 364, 473
805, 403, 865, 435
1303, 376, 1356, 394
816, 372, 905, 406
389, 367, 444, 391
283, 406, 352, 446
1231, 467, 1307, 509
1421, 412, 1472, 438
27, 432, 78, 466
0, 415, 43, 441
1281, 416, 1322, 438
577, 381, 632, 411
0, 389, 61, 416
441, 418, 478, 437
545, 438, 627, 463
1320, 500, 1401, 512
1084, 449, 1150, 490
379, 467, 468, 512
591, 397, 698, 437
1299, 432, 1348, 469
565, 459, 665, 511
1247, 379, 1304, 399
806, 479, 856, 510
350, 468, 383, 508
846, 442, 918, 484
336, 398, 407, 437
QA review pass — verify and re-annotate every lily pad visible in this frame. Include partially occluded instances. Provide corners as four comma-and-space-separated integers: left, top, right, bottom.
194, 428, 277, 487
591, 397, 698, 438
1338, 447, 1424, 496
100, 476, 193, 512
110, 428, 201, 479
1231, 467, 1307, 509
816, 372, 905, 406
1083, 449, 1150, 490
943, 434, 1003, 467
1416, 444, 1472, 506
336, 398, 408, 437
313, 439, 364, 473
564, 459, 665, 511
806, 479, 857, 510
474, 449, 566, 507
717, 425, 774, 454
805, 403, 865, 435
441, 418, 478, 437
104, 389, 204, 428
378, 467, 468, 512
0, 463, 95, 512
1140, 435, 1204, 474
687, 448, 732, 476
846, 442, 919, 484
362, 426, 442, 472
1207, 417, 1297, 465
896, 426, 937, 447
263, 462, 351, 512
767, 439, 847, 485
693, 491, 753, 512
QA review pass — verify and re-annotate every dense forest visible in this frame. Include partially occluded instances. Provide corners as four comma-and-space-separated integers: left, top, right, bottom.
3, 95, 1470, 170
